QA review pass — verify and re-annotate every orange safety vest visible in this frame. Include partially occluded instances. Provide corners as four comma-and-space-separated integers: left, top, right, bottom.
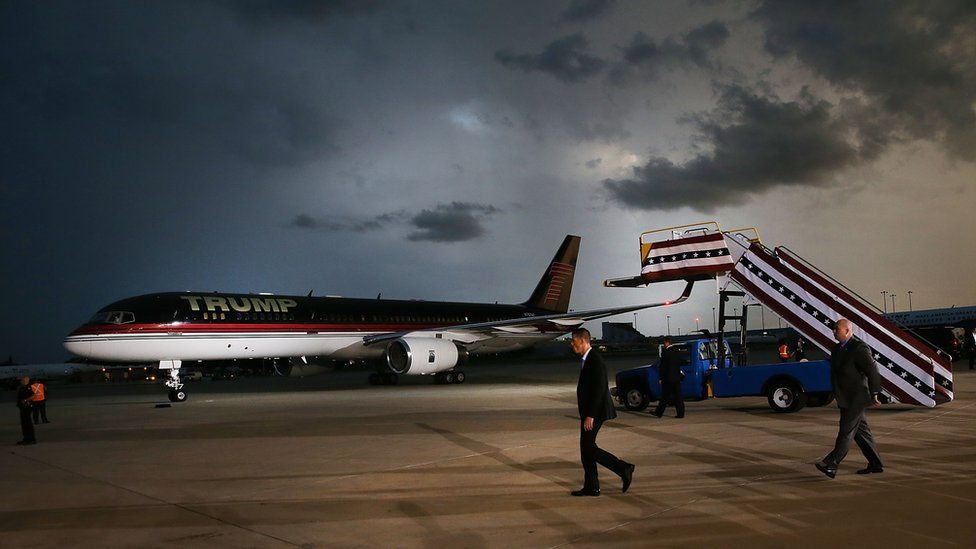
778, 344, 790, 359
31, 382, 45, 401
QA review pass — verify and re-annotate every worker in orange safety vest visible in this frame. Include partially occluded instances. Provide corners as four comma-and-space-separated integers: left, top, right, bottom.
30, 379, 49, 424
778, 340, 790, 363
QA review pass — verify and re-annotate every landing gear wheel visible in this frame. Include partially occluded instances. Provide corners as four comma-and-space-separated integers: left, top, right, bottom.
453, 371, 465, 384
444, 372, 455, 384
767, 380, 806, 413
624, 388, 649, 411
168, 389, 187, 402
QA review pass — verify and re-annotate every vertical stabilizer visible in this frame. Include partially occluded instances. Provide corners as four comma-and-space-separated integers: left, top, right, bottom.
522, 235, 580, 313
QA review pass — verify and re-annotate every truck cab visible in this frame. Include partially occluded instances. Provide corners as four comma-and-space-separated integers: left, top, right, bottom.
612, 337, 834, 413
612, 339, 731, 411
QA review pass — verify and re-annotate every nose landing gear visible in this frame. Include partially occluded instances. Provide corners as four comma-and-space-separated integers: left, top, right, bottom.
160, 360, 187, 402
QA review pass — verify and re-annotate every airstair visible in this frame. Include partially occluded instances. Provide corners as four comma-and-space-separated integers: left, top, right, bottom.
604, 222, 952, 407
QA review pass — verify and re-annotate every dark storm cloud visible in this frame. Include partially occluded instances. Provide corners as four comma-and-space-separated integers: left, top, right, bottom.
559, 0, 615, 24
286, 212, 399, 232
0, 3, 341, 170
289, 203, 501, 243
219, 0, 388, 23
407, 202, 501, 243
603, 84, 860, 212
753, 0, 976, 160
494, 33, 606, 83
609, 20, 729, 84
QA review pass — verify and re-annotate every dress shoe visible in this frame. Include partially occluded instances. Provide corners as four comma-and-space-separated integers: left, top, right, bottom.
570, 488, 601, 497
675, 415, 685, 419
815, 462, 837, 479
856, 465, 884, 475
621, 464, 636, 493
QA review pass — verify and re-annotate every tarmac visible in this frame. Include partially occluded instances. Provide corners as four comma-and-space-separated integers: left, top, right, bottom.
2, 354, 975, 548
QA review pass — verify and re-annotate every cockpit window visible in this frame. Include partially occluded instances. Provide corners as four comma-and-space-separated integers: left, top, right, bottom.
89, 311, 135, 324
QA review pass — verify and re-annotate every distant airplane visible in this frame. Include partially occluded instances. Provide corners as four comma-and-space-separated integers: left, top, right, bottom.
64, 235, 693, 402
0, 362, 103, 388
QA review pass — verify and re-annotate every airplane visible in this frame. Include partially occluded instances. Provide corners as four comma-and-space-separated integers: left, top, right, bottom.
0, 362, 104, 388
64, 235, 694, 402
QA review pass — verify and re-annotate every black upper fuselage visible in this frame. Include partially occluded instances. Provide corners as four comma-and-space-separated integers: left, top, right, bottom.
70, 292, 555, 336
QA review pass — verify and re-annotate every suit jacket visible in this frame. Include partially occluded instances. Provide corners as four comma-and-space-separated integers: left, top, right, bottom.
830, 337, 881, 409
658, 345, 683, 385
577, 350, 617, 422
16, 385, 34, 410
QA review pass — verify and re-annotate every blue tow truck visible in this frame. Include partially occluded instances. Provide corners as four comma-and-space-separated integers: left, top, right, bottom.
611, 337, 834, 413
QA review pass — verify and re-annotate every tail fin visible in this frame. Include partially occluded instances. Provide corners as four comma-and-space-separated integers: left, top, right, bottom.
522, 235, 580, 313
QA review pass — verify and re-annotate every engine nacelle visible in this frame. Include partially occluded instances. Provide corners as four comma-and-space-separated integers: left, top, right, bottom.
385, 337, 467, 375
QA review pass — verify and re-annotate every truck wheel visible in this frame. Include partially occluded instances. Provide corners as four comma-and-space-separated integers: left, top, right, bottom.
806, 392, 834, 407
624, 388, 649, 411
767, 380, 806, 413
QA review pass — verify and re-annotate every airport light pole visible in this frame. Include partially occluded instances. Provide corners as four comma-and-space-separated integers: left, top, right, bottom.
633, 312, 638, 333
890, 293, 897, 313
881, 290, 888, 313
908, 290, 913, 312
712, 307, 716, 332
760, 306, 766, 331
667, 315, 671, 336
695, 317, 700, 332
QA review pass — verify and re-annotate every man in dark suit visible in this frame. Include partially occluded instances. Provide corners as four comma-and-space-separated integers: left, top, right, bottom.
16, 376, 36, 445
652, 337, 685, 418
815, 318, 884, 478
570, 328, 635, 496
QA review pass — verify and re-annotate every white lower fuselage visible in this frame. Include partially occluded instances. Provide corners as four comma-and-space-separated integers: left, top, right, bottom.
64, 326, 556, 363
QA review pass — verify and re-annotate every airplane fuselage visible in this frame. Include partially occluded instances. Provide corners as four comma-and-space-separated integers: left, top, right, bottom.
64, 292, 562, 363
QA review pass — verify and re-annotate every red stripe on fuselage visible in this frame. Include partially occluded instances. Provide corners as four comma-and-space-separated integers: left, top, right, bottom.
69, 321, 563, 337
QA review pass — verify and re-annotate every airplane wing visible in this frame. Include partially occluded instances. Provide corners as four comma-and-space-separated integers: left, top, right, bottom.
362, 280, 695, 347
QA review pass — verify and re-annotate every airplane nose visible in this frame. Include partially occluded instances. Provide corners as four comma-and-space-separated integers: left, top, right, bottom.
64, 336, 91, 358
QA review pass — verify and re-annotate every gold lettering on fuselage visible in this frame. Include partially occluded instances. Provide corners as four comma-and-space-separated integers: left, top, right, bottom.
251, 297, 279, 313
180, 296, 203, 311
204, 296, 231, 312
180, 295, 298, 314
227, 297, 252, 312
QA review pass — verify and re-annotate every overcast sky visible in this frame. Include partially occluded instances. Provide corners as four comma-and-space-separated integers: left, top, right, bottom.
2, 0, 974, 362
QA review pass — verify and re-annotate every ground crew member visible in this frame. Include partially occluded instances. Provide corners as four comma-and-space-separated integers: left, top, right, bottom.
652, 337, 685, 418
31, 379, 49, 424
16, 376, 36, 445
778, 340, 790, 362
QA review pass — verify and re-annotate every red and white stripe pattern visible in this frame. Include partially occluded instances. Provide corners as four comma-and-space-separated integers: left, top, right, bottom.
775, 248, 952, 402
544, 261, 574, 306
729, 243, 939, 407
641, 232, 734, 283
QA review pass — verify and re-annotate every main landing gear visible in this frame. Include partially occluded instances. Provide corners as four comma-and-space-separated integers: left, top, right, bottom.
367, 370, 467, 385
161, 360, 187, 402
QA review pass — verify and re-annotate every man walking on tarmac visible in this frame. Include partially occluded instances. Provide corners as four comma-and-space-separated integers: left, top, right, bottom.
570, 328, 635, 496
652, 337, 685, 418
815, 318, 884, 478
16, 376, 36, 445
30, 378, 49, 424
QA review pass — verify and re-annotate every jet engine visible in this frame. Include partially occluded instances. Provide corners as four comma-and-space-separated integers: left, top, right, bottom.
385, 337, 467, 375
